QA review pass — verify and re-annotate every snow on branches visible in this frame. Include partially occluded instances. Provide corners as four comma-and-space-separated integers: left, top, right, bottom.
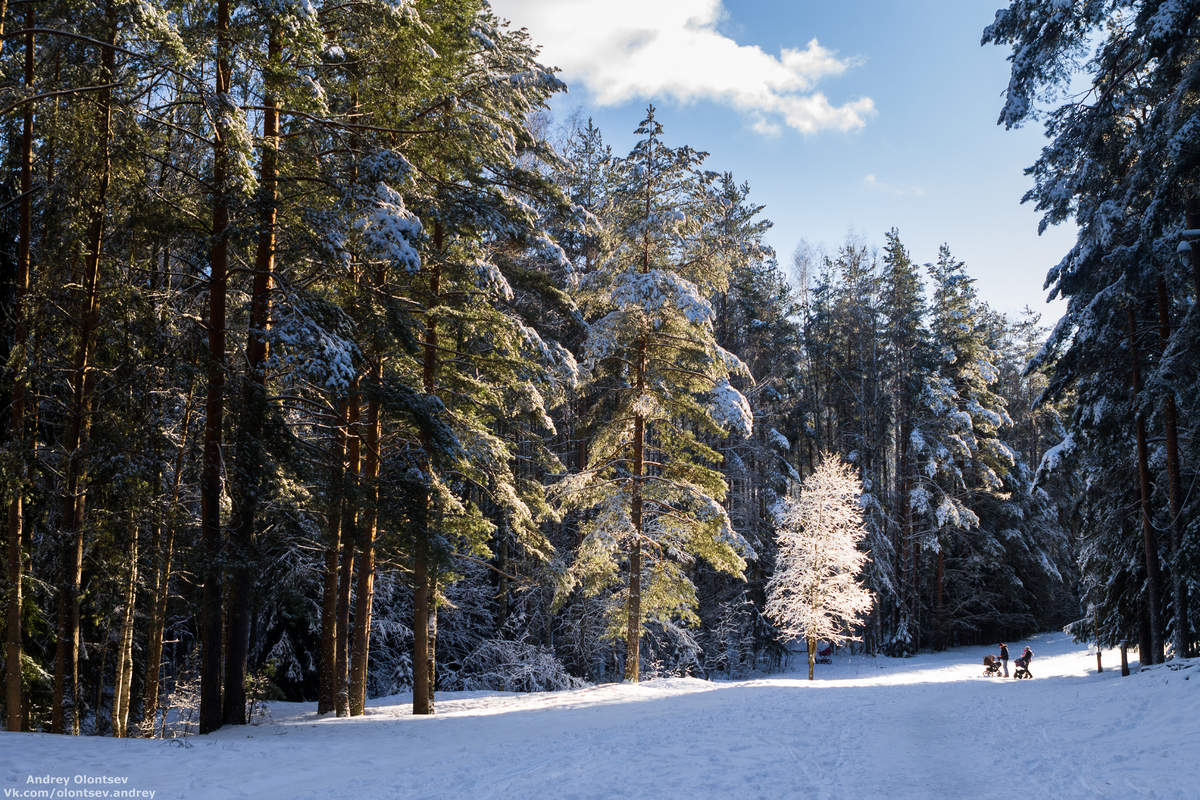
708, 379, 753, 439
765, 453, 874, 677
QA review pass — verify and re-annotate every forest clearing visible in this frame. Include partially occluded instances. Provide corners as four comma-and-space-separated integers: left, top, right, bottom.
4, 632, 1198, 799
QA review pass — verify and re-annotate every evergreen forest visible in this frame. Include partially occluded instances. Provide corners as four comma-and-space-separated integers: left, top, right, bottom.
1, 0, 1197, 740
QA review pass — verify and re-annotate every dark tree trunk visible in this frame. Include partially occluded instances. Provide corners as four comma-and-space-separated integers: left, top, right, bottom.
935, 548, 945, 650
412, 538, 433, 715
1126, 305, 1165, 665
911, 536, 920, 653
414, 222, 443, 716
349, 359, 381, 716
4, 3, 33, 733
895, 418, 910, 643
142, 390, 193, 736
334, 385, 360, 717
111, 520, 137, 738
318, 400, 349, 714
1154, 275, 1189, 657
625, 151, 654, 685
199, 0, 232, 735
52, 1, 116, 735
625, 391, 645, 683
223, 28, 281, 725
1138, 603, 1152, 668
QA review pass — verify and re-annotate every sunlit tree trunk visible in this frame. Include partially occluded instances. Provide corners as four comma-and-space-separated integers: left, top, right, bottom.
334, 384, 360, 717
142, 388, 194, 736
111, 520, 137, 738
349, 355, 382, 716
319, 400, 348, 714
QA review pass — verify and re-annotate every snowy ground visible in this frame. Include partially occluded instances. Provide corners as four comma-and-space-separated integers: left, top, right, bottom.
3, 632, 1197, 799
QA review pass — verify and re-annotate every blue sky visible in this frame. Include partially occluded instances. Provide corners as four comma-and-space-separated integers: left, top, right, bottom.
490, 0, 1077, 320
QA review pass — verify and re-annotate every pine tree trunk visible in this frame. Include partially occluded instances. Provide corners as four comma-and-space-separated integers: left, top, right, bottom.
624, 149, 654, 685
1154, 275, 1189, 658
414, 222, 443, 716
199, 0, 232, 735
52, 2, 117, 735
625, 400, 645, 683
1138, 603, 1151, 668
427, 572, 438, 701
935, 548, 945, 650
349, 361, 381, 717
1126, 305, 1165, 665
94, 617, 110, 735
318, 400, 348, 715
412, 543, 432, 714
223, 28, 280, 725
496, 533, 510, 630
4, 4, 33, 734
893, 420, 908, 643
911, 536, 920, 652
141, 389, 193, 736
112, 521, 137, 738
334, 385, 360, 717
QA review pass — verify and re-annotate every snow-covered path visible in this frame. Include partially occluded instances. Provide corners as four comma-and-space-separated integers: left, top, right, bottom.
3, 632, 1197, 799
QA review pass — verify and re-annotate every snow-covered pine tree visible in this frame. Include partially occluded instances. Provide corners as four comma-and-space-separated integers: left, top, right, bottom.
914, 246, 1014, 648
765, 452, 874, 679
224, 0, 326, 727
388, 2, 572, 714
555, 107, 755, 682
879, 228, 928, 653
698, 174, 787, 669
985, 0, 1199, 659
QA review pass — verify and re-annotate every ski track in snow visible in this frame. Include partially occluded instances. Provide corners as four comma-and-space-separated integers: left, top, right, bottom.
2, 632, 1197, 799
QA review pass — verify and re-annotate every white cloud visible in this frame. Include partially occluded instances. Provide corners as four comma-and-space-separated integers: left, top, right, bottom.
863, 173, 926, 197
489, 0, 875, 135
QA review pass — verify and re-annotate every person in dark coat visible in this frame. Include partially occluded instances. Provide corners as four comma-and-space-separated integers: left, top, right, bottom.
999, 643, 1010, 677
1016, 646, 1033, 677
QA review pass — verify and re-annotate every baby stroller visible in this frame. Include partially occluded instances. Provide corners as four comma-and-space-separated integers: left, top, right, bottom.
1013, 656, 1032, 679
983, 654, 1003, 677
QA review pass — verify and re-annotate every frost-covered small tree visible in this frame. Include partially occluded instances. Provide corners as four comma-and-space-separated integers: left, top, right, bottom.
766, 452, 874, 680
